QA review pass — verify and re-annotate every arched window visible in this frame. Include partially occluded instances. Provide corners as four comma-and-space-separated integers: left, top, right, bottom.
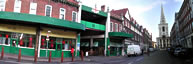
162, 27, 165, 32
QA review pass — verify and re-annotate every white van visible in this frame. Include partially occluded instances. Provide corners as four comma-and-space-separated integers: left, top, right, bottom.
127, 45, 142, 56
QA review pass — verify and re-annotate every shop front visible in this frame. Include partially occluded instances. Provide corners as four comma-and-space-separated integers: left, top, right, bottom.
107, 32, 133, 56
0, 11, 85, 58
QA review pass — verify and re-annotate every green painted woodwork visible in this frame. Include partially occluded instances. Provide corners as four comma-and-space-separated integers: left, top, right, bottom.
81, 20, 105, 31
39, 49, 73, 58
109, 32, 133, 38
0, 45, 73, 58
106, 38, 110, 56
76, 34, 80, 56
0, 45, 35, 56
0, 11, 85, 30
82, 5, 107, 17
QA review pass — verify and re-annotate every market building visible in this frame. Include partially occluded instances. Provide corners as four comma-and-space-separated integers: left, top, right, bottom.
0, 0, 85, 58
79, 5, 107, 56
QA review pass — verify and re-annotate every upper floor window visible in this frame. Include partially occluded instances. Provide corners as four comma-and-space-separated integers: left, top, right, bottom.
29, 2, 37, 14
72, 11, 77, 22
14, 0, 22, 13
59, 8, 66, 20
45, 5, 52, 17
110, 22, 113, 32
115, 23, 118, 32
0, 0, 6, 11
119, 24, 122, 32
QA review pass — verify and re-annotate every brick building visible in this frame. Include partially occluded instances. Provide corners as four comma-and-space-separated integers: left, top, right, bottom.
0, 0, 84, 58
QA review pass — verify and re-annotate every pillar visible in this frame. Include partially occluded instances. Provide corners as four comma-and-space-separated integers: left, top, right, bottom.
90, 37, 93, 55
75, 33, 80, 56
35, 27, 41, 58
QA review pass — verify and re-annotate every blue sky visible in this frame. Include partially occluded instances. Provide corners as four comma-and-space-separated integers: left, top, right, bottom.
81, 0, 183, 41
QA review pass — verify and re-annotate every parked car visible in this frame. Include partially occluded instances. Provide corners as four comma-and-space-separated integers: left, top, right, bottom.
178, 48, 193, 59
174, 47, 182, 56
149, 48, 154, 52
127, 45, 142, 57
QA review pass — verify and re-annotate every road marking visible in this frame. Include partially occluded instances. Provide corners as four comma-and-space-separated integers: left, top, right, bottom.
135, 57, 144, 62
0, 60, 33, 64
128, 62, 133, 64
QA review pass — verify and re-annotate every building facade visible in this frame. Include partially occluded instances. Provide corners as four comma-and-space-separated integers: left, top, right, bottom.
0, 0, 153, 57
0, 0, 84, 58
157, 4, 170, 49
171, 0, 193, 48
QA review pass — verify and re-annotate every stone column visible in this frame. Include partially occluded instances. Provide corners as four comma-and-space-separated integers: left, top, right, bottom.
90, 37, 93, 55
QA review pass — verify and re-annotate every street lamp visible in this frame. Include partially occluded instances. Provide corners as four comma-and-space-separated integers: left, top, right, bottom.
46, 30, 51, 57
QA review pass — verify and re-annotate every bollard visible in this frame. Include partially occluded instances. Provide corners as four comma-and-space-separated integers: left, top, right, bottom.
18, 49, 21, 62
34, 50, 37, 62
61, 52, 64, 63
49, 51, 51, 63
81, 50, 84, 61
71, 53, 74, 62
1, 47, 4, 60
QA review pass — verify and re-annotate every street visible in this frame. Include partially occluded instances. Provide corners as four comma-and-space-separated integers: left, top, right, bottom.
0, 50, 192, 64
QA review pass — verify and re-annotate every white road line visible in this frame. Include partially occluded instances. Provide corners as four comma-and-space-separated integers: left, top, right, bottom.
128, 62, 133, 64
135, 57, 144, 62
0, 60, 33, 64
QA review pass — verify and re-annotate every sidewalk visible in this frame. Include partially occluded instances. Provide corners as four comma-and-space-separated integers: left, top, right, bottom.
1, 53, 91, 63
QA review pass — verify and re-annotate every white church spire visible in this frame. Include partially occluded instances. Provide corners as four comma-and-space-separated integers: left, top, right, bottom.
160, 4, 166, 24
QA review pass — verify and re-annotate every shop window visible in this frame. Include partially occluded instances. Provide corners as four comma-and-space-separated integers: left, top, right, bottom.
0, 0, 6, 11
29, 2, 37, 14
59, 8, 66, 20
40, 36, 76, 50
72, 11, 77, 22
45, 5, 52, 17
14, 0, 22, 13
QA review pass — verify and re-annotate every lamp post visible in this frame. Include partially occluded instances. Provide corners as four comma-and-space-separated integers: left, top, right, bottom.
46, 30, 51, 57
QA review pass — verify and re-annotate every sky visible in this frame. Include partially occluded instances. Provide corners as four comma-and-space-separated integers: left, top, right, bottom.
81, 0, 183, 42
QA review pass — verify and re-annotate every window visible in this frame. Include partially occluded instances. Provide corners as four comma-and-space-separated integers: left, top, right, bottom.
119, 24, 122, 32
162, 26, 165, 32
115, 23, 118, 32
110, 22, 113, 32
72, 11, 77, 22
45, 5, 52, 17
14, 0, 22, 13
0, 0, 6, 11
29, 2, 37, 14
59, 8, 66, 20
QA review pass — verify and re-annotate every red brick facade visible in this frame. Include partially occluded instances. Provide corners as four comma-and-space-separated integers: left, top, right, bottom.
4, 0, 78, 22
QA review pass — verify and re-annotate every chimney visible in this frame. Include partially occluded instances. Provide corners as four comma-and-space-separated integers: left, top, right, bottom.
101, 5, 105, 12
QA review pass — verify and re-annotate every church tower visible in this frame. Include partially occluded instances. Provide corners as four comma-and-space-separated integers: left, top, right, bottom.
159, 4, 169, 37
157, 4, 170, 49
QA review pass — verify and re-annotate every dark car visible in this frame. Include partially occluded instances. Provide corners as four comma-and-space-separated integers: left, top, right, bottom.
178, 48, 193, 59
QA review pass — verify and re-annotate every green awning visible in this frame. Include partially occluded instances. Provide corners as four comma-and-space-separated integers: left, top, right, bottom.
0, 11, 85, 30
109, 32, 133, 38
82, 5, 107, 17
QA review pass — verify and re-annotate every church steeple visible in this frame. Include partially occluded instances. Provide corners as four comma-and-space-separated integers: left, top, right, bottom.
160, 4, 166, 24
